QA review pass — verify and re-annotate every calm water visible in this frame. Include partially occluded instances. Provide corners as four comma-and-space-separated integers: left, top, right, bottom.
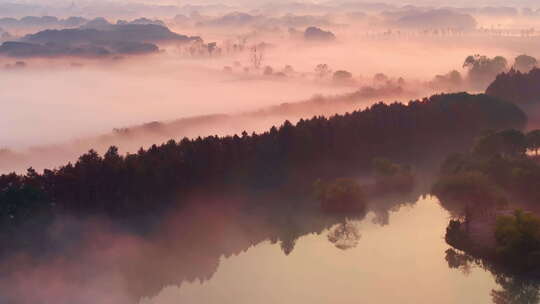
140, 197, 499, 304
3, 193, 527, 304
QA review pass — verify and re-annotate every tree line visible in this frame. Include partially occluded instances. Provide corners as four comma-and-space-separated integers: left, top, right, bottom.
436, 129, 540, 274
0, 93, 526, 230
486, 67, 540, 105
430, 54, 538, 92
433, 128, 540, 216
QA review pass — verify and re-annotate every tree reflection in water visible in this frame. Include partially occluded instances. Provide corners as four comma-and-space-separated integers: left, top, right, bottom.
445, 248, 540, 304
327, 220, 361, 250
0, 181, 426, 304
491, 275, 540, 304
445, 248, 474, 275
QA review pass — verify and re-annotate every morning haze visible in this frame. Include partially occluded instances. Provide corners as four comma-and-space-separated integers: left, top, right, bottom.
1, 1, 540, 303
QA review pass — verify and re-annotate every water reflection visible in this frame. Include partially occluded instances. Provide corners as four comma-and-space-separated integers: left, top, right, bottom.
0, 183, 530, 304
491, 275, 540, 304
445, 248, 540, 304
327, 220, 361, 250
145, 196, 496, 304
445, 248, 475, 275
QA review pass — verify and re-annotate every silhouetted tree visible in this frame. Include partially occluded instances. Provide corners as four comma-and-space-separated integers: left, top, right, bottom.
0, 93, 526, 228
464, 55, 508, 89
430, 70, 463, 91
332, 70, 353, 82
249, 45, 263, 69
513, 54, 537, 73
315, 178, 366, 213
315, 64, 331, 78
486, 68, 540, 105
473, 129, 526, 158
263, 66, 273, 76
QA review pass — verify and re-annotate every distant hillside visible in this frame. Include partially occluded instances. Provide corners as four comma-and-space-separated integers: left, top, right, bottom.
0, 22, 200, 58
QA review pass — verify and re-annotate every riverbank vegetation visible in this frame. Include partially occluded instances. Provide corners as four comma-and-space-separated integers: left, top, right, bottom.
372, 158, 415, 193
314, 158, 415, 213
0, 93, 526, 244
445, 209, 540, 274
436, 129, 540, 274
495, 210, 540, 271
433, 129, 540, 210
314, 178, 366, 213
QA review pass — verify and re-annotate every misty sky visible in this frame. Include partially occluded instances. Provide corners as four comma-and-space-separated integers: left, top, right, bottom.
4, 0, 540, 8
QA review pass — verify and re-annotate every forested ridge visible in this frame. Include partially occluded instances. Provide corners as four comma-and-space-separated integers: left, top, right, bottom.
486, 68, 540, 105
0, 93, 526, 229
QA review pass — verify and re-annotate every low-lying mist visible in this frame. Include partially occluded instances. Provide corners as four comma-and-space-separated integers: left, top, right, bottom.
0, 55, 349, 147
4, 4, 540, 304
2, 21, 539, 172
1, 83, 421, 172
0, 184, 425, 304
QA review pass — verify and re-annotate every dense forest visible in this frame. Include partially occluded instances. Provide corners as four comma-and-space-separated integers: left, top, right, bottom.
486, 68, 540, 105
434, 129, 540, 273
433, 129, 540, 209
0, 93, 526, 235
0, 82, 409, 173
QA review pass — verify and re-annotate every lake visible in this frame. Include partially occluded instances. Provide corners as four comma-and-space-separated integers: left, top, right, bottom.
140, 196, 500, 304
3, 192, 533, 304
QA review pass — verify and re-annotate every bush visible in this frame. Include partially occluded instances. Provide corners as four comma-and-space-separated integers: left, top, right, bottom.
495, 210, 540, 270
473, 129, 526, 158
433, 171, 505, 202
333, 70, 353, 82
263, 66, 273, 76
372, 158, 415, 192
314, 178, 366, 213
436, 134, 540, 205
